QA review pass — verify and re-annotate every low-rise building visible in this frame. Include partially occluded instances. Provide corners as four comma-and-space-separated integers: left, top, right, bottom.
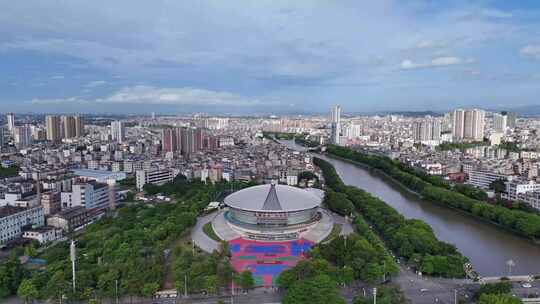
0, 206, 44, 245
467, 170, 508, 189
61, 181, 115, 211
504, 180, 540, 200
47, 206, 90, 232
136, 169, 176, 191
41, 191, 61, 215
22, 226, 63, 244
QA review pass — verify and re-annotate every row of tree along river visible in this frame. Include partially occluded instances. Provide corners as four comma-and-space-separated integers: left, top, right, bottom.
280, 139, 540, 277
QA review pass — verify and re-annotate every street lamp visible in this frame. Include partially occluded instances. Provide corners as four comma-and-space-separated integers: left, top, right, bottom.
506, 259, 515, 277
115, 279, 119, 304
231, 272, 235, 304
373, 287, 377, 304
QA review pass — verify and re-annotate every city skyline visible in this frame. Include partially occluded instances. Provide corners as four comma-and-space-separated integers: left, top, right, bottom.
1, 1, 539, 114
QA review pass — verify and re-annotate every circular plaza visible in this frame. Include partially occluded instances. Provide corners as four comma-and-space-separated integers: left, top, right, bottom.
191, 183, 347, 287
212, 183, 334, 243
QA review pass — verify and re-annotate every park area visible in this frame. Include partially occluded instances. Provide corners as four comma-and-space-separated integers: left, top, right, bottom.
229, 238, 313, 287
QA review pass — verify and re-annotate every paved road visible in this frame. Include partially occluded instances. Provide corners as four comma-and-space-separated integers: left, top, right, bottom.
191, 211, 220, 253
511, 281, 540, 299
394, 266, 476, 304
333, 213, 354, 237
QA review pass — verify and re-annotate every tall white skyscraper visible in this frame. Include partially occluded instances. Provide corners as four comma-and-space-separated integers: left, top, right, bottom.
504, 111, 517, 129
493, 113, 508, 132
0, 127, 5, 149
6, 113, 15, 133
413, 118, 441, 144
111, 121, 125, 143
452, 109, 485, 142
61, 115, 77, 139
45, 115, 62, 142
330, 105, 341, 144
14, 125, 33, 148
74, 115, 84, 138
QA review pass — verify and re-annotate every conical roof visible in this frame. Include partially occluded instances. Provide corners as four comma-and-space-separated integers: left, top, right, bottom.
224, 184, 322, 212
262, 184, 282, 210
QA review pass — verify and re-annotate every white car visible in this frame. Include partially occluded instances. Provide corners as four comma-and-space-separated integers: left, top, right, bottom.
522, 283, 532, 288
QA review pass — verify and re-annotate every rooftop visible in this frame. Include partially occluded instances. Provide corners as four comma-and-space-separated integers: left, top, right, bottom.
224, 184, 322, 212
0, 205, 26, 218
72, 169, 126, 181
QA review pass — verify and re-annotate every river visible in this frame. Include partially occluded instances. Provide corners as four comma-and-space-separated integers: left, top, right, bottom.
280, 139, 540, 276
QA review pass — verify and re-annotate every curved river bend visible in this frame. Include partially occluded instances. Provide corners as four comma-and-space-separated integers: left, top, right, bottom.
281, 140, 540, 276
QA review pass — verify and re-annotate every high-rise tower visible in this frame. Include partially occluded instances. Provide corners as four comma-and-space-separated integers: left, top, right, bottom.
330, 105, 341, 145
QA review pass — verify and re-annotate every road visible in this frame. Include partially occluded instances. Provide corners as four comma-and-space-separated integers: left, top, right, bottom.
394, 266, 477, 304
511, 281, 540, 299
191, 211, 220, 253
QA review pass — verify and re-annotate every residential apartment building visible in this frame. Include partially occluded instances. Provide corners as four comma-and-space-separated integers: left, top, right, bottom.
452, 109, 485, 142
467, 170, 507, 189
0, 206, 45, 245
412, 118, 441, 145
14, 125, 33, 148
47, 206, 89, 232
6, 113, 15, 133
136, 169, 176, 191
61, 181, 114, 211
111, 121, 125, 143
330, 105, 341, 145
22, 226, 63, 244
45, 115, 62, 142
41, 191, 61, 215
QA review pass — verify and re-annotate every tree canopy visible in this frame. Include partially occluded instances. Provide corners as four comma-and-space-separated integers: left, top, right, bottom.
314, 156, 467, 278
326, 145, 540, 240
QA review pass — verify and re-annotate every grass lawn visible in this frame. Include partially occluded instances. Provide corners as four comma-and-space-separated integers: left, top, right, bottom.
321, 224, 342, 243
203, 222, 222, 242
0, 166, 20, 178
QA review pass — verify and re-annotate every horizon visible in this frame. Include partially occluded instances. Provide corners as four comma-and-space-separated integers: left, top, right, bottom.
1, 1, 540, 114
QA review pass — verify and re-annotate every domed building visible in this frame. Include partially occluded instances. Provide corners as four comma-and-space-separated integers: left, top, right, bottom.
225, 183, 322, 227
215, 183, 329, 241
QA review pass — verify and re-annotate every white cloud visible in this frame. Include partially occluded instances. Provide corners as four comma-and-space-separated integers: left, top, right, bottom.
31, 86, 268, 107
520, 45, 540, 59
85, 80, 107, 88
413, 40, 448, 50
31, 96, 88, 105
400, 56, 473, 70
100, 86, 261, 105
480, 9, 513, 19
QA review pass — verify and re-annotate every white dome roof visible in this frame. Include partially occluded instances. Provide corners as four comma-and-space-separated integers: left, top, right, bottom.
224, 184, 322, 212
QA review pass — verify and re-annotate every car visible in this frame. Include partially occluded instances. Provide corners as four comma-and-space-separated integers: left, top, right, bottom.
522, 283, 532, 288
420, 288, 429, 293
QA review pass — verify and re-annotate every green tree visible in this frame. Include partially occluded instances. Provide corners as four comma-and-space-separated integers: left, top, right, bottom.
143, 183, 161, 195
474, 282, 512, 300
239, 271, 255, 291
0, 254, 25, 298
478, 294, 522, 304
353, 286, 407, 304
490, 179, 507, 194
282, 274, 345, 304
203, 275, 218, 295
142, 282, 159, 297
17, 279, 39, 304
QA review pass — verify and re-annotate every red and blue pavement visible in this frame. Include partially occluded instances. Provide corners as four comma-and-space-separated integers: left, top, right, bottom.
229, 238, 313, 287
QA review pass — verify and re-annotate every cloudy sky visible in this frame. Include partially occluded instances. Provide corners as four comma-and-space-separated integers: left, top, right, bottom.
1, 0, 539, 114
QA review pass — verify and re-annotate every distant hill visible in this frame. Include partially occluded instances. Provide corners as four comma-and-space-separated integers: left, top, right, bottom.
382, 111, 442, 117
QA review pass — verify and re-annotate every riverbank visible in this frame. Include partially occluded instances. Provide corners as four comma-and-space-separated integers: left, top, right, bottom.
325, 145, 540, 243
314, 156, 469, 279
324, 152, 540, 246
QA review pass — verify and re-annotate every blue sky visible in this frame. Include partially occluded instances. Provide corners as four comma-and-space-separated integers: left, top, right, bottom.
0, 0, 539, 114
